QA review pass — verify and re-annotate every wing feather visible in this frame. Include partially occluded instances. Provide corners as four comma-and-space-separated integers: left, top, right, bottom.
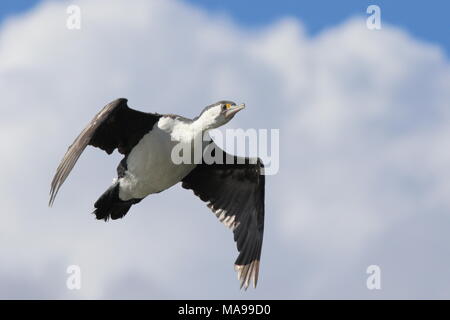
182, 143, 265, 289
49, 98, 160, 206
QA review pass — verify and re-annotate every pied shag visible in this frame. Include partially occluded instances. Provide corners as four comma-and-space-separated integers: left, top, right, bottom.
49, 98, 265, 289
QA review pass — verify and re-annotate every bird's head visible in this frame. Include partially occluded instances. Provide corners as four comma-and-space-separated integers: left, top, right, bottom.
196, 100, 245, 130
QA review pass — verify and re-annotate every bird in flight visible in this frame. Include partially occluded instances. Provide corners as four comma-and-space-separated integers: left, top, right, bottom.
49, 98, 265, 289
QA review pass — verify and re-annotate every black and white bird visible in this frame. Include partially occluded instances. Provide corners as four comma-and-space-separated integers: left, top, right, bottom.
49, 98, 265, 289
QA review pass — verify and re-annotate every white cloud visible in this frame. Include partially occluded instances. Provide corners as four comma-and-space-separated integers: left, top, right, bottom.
1, 0, 450, 298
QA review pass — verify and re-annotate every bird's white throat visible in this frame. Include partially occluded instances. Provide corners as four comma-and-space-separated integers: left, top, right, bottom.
158, 114, 218, 144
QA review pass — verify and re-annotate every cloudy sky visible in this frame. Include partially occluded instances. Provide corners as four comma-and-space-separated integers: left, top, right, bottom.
1, 0, 450, 299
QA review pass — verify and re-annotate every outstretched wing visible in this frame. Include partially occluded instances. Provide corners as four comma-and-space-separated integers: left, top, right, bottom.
49, 98, 161, 206
181, 143, 265, 289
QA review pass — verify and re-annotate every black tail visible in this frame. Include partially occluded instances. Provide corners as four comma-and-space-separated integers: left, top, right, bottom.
93, 182, 140, 221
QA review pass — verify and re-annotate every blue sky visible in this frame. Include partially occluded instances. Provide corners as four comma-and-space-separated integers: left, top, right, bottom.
186, 0, 450, 55
1, 0, 450, 55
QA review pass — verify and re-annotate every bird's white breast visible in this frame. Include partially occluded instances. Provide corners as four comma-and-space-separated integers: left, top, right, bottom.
118, 117, 199, 201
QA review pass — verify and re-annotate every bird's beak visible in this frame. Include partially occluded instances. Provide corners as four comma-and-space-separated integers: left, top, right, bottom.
225, 103, 245, 118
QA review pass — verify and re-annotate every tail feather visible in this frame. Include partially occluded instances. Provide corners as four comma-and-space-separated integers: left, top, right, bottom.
93, 182, 139, 221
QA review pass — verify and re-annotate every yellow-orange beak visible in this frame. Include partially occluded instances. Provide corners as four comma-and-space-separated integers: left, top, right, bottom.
225, 103, 245, 118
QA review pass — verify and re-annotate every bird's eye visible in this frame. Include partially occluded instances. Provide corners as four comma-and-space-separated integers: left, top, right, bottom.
222, 104, 227, 111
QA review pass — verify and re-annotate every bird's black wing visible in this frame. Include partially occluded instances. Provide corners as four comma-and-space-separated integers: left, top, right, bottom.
181, 143, 265, 289
49, 98, 161, 206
